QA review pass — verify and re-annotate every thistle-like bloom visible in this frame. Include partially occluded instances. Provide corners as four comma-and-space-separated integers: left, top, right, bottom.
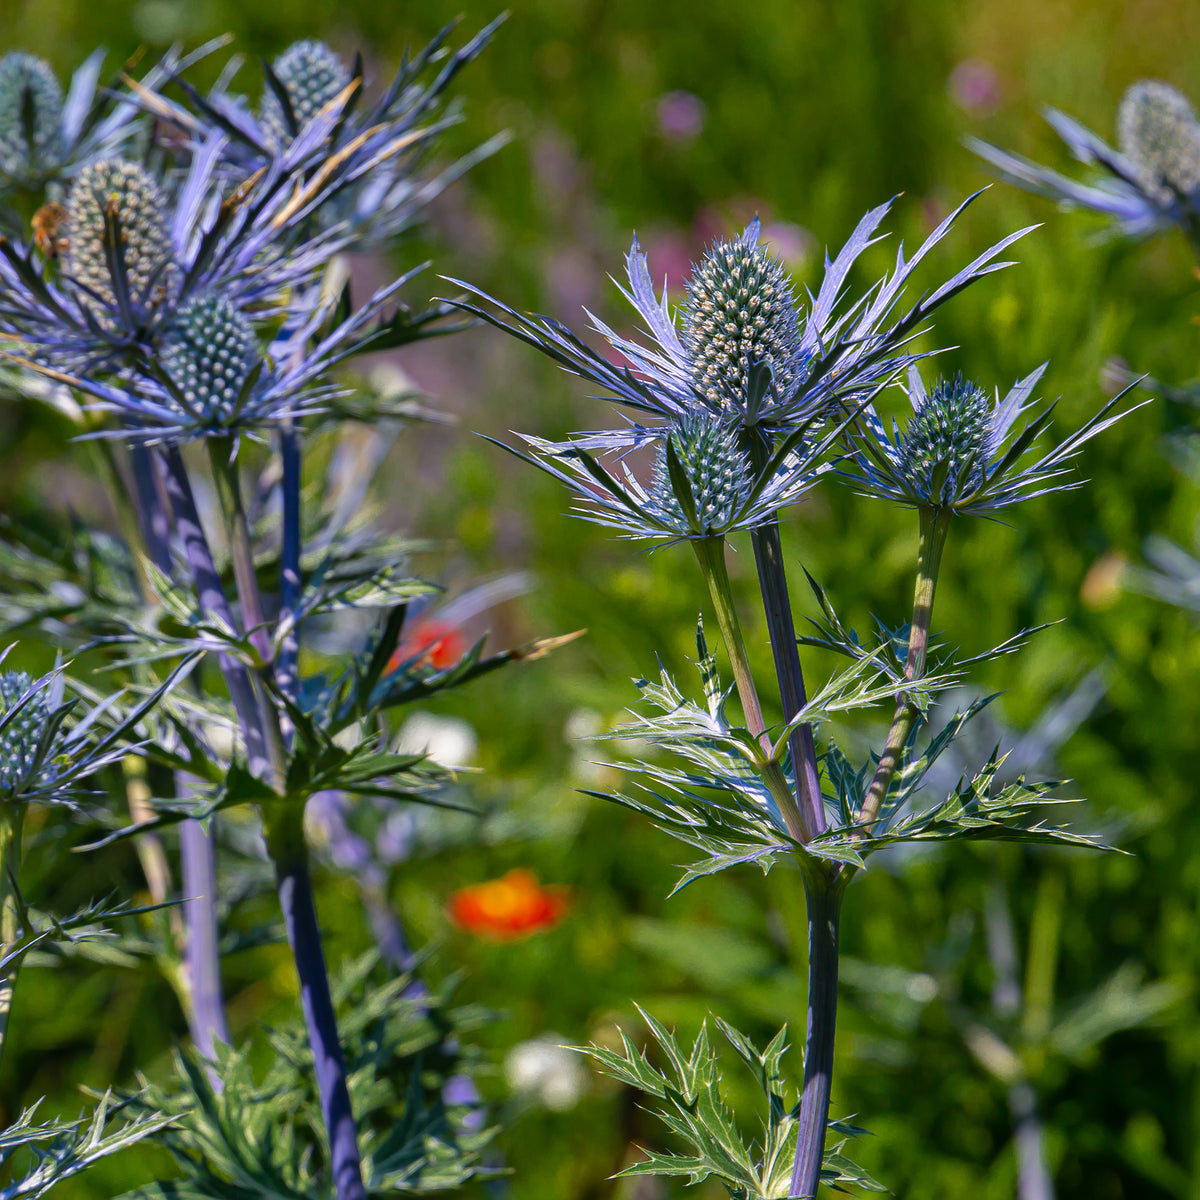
449, 194, 1031, 444
843, 364, 1140, 514
124, 21, 507, 247
0, 47, 201, 209
0, 658, 174, 808
970, 79, 1200, 241
64, 160, 179, 332
259, 40, 353, 148
0, 54, 64, 190
497, 410, 839, 544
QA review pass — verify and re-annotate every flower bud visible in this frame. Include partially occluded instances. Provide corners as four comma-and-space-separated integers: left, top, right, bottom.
898, 375, 990, 505
161, 295, 258, 425
651, 413, 753, 533
0, 671, 48, 794
0, 52, 63, 187
682, 230, 801, 413
260, 39, 351, 146
1117, 80, 1200, 204
65, 160, 177, 326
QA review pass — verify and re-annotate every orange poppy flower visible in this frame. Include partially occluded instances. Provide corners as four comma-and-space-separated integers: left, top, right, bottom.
449, 869, 571, 939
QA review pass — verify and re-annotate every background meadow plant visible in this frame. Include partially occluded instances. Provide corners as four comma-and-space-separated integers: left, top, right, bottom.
2, 2, 1200, 1200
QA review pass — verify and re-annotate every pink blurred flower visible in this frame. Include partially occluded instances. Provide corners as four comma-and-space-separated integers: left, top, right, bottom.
948, 59, 1002, 115
656, 90, 706, 141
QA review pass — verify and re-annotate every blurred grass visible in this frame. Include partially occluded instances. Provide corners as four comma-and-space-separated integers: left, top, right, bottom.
2, 1, 1200, 1198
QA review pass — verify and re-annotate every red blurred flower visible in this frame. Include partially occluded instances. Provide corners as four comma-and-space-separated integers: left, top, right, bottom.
449, 869, 571, 939
386, 619, 467, 674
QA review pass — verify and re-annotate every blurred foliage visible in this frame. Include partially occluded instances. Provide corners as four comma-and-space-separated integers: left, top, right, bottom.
1, 1, 1200, 1199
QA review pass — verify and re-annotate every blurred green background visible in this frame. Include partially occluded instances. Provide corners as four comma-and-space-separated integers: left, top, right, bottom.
3, 0, 1200, 1197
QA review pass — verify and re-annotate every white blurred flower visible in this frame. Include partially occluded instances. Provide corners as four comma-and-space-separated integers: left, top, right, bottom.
395, 711, 478, 768
505, 1036, 587, 1111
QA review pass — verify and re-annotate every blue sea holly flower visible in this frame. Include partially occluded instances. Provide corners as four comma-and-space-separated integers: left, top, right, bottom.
449, 193, 1033, 446
259, 40, 353, 148
160, 294, 258, 427
970, 79, 1200, 242
64, 159, 179, 333
123, 20, 507, 248
843, 364, 1143, 514
0, 54, 65, 190
681, 226, 803, 415
495, 408, 841, 545
0, 658, 169, 808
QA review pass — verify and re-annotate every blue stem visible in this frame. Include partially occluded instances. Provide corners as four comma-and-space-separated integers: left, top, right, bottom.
790, 869, 844, 1199
160, 448, 271, 780
269, 815, 367, 1200
130, 446, 231, 1057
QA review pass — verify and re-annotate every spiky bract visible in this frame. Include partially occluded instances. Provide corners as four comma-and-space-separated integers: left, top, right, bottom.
651, 415, 754, 534
1117, 80, 1200, 205
897, 375, 990, 505
161, 296, 258, 426
65, 159, 177, 326
260, 40, 351, 145
0, 671, 49, 794
0, 53, 63, 188
683, 235, 801, 413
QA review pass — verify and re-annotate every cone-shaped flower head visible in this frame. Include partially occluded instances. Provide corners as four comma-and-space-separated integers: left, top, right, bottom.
64, 159, 177, 328
161, 295, 258, 427
844, 364, 1141, 515
0, 53, 63, 188
1117, 80, 1200, 205
896, 374, 990, 505
682, 231, 802, 414
650, 414, 754, 534
0, 671, 50, 795
260, 39, 351, 145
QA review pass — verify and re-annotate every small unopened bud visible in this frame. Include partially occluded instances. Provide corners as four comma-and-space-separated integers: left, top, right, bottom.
650, 413, 753, 533
65, 160, 177, 327
1117, 80, 1200, 205
898, 375, 991, 505
260, 39, 351, 146
161, 295, 258, 425
682, 227, 802, 414
0, 52, 63, 188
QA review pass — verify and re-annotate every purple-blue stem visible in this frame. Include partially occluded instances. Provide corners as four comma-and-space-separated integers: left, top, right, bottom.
207, 443, 367, 1200
790, 867, 845, 1200
267, 807, 368, 1200
129, 445, 231, 1057
160, 448, 272, 780
742, 430, 823, 841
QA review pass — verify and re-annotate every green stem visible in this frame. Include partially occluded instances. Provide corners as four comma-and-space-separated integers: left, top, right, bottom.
208, 439, 272, 666
0, 804, 24, 1068
692, 536, 806, 842
857, 506, 951, 832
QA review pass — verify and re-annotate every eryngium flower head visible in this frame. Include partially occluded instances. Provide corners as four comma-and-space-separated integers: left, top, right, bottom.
65, 159, 177, 328
0, 671, 52, 794
682, 230, 801, 413
0, 53, 64, 188
496, 411, 838, 545
259, 39, 351, 146
895, 374, 990, 505
161, 295, 258, 426
844, 364, 1141, 514
970, 79, 1200, 241
649, 415, 754, 533
449, 196, 1031, 443
1117, 80, 1200, 205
